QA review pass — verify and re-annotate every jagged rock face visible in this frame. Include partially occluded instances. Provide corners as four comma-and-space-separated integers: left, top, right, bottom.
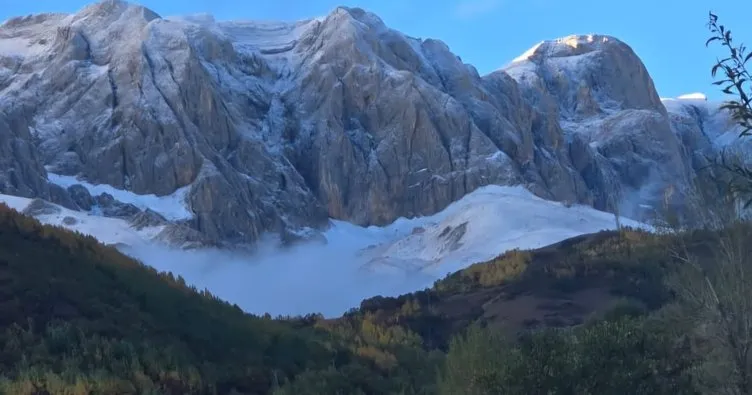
0, 2, 740, 244
0, 111, 49, 198
0, 1, 329, 244
285, 8, 596, 224
503, 34, 698, 217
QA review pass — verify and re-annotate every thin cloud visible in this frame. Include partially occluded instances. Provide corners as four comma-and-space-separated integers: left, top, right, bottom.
454, 0, 503, 20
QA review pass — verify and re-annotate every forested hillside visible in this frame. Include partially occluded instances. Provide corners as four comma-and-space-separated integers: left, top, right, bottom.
0, 202, 439, 394
0, 200, 722, 394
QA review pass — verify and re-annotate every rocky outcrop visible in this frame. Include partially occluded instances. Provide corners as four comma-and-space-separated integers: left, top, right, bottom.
0, 112, 51, 199
0, 2, 741, 245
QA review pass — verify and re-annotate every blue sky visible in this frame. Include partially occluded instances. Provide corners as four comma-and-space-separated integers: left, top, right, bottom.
1, 0, 751, 100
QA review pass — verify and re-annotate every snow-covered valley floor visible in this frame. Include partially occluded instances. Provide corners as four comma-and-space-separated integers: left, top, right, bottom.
0, 185, 647, 318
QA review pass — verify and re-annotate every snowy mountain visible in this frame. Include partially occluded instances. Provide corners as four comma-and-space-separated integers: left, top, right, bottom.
0, 0, 744, 316
0, 2, 722, 247
0, 1, 743, 248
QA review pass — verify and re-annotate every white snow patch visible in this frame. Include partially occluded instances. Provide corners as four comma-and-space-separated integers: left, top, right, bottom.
168, 15, 319, 69
0, 38, 46, 58
218, 19, 317, 55
661, 93, 710, 107
500, 58, 538, 78
0, 194, 164, 246
47, 173, 193, 221
661, 93, 711, 115
508, 35, 611, 65
0, 194, 33, 211
486, 150, 509, 162
358, 185, 648, 278
677, 92, 707, 101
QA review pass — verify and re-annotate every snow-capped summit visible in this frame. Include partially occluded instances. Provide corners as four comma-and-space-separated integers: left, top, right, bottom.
505, 33, 665, 116
77, 0, 161, 23
511, 34, 619, 63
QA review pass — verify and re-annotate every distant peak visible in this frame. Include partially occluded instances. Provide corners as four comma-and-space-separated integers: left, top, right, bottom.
325, 6, 385, 29
331, 6, 367, 17
79, 0, 161, 23
676, 92, 707, 101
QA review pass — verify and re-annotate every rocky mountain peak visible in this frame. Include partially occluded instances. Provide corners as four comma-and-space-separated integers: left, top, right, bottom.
514, 34, 620, 61
310, 6, 393, 62
78, 0, 161, 24
505, 33, 665, 118
328, 6, 384, 26
503, 33, 700, 220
